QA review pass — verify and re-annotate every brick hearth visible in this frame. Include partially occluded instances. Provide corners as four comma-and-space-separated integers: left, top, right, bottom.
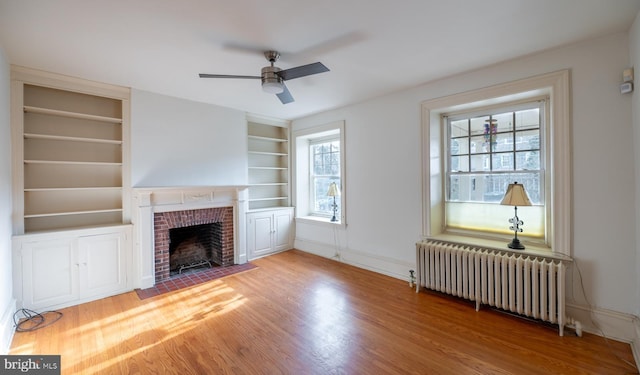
154, 207, 234, 282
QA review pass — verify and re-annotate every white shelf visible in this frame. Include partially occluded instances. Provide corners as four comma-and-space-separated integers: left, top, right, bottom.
24, 133, 122, 145
249, 197, 289, 202
24, 160, 122, 166
248, 135, 287, 142
249, 166, 287, 170
249, 183, 288, 186
248, 151, 288, 156
24, 208, 123, 218
24, 187, 122, 192
24, 105, 122, 124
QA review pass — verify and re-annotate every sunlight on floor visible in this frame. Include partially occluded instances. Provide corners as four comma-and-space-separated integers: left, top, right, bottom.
13, 280, 249, 373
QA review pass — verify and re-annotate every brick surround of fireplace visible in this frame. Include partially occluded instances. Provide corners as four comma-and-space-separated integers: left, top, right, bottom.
154, 207, 234, 282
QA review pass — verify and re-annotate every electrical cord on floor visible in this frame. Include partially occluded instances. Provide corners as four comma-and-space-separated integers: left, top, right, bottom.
573, 259, 639, 374
13, 308, 63, 332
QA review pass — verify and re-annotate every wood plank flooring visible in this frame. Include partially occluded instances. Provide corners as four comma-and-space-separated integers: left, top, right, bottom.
10, 249, 639, 374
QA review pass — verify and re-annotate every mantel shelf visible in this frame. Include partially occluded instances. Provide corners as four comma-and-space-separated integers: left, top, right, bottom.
24, 105, 123, 124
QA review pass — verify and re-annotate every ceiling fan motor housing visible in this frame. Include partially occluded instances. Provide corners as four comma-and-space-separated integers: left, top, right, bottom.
261, 66, 284, 93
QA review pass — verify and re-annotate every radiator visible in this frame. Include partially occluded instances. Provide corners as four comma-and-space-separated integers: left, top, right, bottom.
416, 240, 570, 336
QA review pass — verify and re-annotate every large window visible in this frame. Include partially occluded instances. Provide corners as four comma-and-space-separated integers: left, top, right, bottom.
445, 101, 546, 237
310, 137, 341, 217
421, 70, 572, 256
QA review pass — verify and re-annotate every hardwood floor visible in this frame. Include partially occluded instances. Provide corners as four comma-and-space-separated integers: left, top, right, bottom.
10, 250, 638, 374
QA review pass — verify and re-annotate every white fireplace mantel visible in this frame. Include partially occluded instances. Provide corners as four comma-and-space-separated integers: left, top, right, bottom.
131, 186, 249, 289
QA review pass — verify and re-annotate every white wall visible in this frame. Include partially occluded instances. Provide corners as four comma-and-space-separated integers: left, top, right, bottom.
0, 46, 16, 353
293, 32, 636, 319
131, 90, 248, 187
630, 12, 640, 318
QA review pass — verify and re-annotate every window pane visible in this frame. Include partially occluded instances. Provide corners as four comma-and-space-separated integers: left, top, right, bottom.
516, 130, 540, 151
450, 119, 468, 137
470, 116, 487, 136
449, 173, 542, 204
470, 154, 489, 172
516, 150, 540, 170
490, 152, 513, 170
493, 112, 513, 132
450, 138, 468, 156
493, 132, 513, 152
515, 108, 539, 130
314, 177, 341, 214
470, 135, 488, 154
450, 155, 468, 172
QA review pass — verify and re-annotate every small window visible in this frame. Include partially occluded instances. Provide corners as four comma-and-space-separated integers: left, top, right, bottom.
293, 120, 345, 224
310, 137, 341, 217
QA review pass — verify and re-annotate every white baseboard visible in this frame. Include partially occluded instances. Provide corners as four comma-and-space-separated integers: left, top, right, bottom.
294, 238, 414, 282
566, 302, 637, 342
0, 298, 16, 354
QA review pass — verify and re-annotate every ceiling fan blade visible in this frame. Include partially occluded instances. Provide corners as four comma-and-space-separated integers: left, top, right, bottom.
277, 62, 329, 81
276, 83, 294, 104
199, 73, 261, 79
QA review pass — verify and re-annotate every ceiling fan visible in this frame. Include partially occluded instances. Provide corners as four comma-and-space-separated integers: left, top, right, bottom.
199, 50, 329, 104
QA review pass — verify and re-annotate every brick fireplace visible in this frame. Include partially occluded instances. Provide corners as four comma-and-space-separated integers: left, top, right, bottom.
132, 186, 248, 289
154, 207, 234, 282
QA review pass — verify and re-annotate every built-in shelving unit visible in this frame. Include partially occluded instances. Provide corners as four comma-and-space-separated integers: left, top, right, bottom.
11, 68, 130, 233
247, 117, 291, 211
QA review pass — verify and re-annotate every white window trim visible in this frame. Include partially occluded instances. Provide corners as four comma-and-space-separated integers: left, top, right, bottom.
421, 70, 571, 257
293, 120, 346, 228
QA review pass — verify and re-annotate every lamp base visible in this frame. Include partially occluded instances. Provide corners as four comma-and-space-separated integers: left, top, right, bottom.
330, 216, 338, 222
507, 238, 525, 250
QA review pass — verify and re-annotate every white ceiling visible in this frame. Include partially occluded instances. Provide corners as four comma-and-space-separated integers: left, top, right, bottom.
1, 0, 639, 120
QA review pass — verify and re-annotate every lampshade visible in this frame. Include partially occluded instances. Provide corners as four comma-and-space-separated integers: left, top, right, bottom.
327, 182, 340, 197
262, 79, 284, 94
500, 182, 532, 207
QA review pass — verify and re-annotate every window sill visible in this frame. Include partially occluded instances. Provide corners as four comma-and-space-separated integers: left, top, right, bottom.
296, 216, 346, 229
424, 233, 571, 262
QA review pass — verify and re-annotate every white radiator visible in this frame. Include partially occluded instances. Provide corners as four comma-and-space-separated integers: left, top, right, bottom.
416, 240, 570, 336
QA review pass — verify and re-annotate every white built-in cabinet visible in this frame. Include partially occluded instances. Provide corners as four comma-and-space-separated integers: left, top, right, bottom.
13, 225, 131, 311
247, 208, 294, 259
246, 115, 294, 259
10, 67, 132, 311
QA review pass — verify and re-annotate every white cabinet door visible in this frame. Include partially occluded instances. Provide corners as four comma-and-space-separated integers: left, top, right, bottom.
247, 208, 293, 260
78, 232, 127, 298
273, 210, 293, 252
248, 212, 275, 259
22, 239, 79, 310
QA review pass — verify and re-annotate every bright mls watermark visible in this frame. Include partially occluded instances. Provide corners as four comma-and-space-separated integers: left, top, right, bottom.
0, 355, 60, 374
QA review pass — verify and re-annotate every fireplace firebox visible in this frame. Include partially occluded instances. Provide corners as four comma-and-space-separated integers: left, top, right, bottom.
154, 207, 234, 282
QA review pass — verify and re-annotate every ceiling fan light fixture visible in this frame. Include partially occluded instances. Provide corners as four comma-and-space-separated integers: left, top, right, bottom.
262, 79, 284, 94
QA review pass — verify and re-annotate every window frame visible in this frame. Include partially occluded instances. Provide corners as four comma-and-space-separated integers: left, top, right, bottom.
293, 120, 346, 227
443, 99, 547, 238
421, 71, 571, 257
309, 134, 341, 217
